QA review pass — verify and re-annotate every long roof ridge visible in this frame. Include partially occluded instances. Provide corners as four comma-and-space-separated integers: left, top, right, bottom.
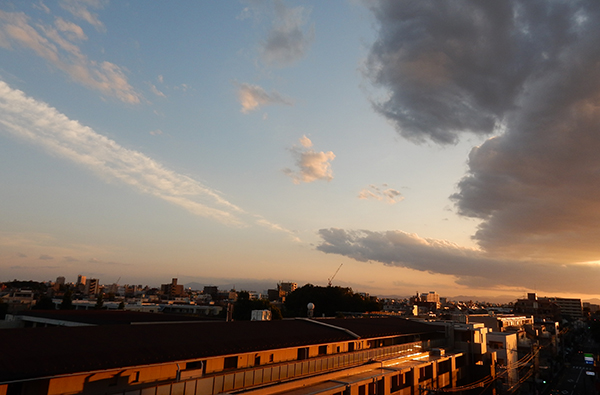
295, 318, 361, 339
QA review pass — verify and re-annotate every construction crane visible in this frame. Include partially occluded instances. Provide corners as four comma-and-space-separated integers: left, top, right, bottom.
327, 263, 343, 287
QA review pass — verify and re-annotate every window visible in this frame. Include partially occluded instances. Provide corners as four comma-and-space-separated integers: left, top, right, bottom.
438, 359, 451, 374
419, 365, 433, 382
297, 347, 309, 360
358, 385, 366, 395
7, 383, 23, 395
255, 355, 261, 366
186, 361, 203, 370
489, 341, 504, 350
348, 342, 355, 352
224, 356, 238, 370
318, 345, 327, 355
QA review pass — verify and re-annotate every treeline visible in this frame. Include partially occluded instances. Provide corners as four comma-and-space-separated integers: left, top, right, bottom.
232, 284, 381, 320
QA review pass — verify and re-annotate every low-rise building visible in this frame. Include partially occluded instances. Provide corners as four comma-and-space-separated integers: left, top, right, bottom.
1, 317, 476, 395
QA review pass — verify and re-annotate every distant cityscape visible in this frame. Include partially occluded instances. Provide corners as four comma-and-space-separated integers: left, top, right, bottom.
2, 275, 600, 395
2, 274, 599, 320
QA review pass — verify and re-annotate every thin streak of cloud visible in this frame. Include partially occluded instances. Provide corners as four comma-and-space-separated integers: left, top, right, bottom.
0, 80, 299, 240
149, 83, 166, 98
358, 184, 403, 204
0, 10, 140, 103
236, 82, 293, 113
0, 80, 243, 226
59, 0, 106, 32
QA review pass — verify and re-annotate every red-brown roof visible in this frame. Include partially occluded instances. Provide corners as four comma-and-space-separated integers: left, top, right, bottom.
0, 317, 444, 382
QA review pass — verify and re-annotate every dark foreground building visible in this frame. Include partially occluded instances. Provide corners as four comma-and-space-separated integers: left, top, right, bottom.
1, 316, 478, 395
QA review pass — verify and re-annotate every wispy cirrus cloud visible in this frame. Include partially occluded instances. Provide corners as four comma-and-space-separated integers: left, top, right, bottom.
283, 136, 335, 184
236, 82, 293, 113
0, 80, 242, 226
59, 0, 106, 32
358, 184, 403, 204
0, 8, 140, 103
0, 81, 298, 239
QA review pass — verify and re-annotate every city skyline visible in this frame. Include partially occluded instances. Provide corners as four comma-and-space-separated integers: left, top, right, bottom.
2, 1, 600, 301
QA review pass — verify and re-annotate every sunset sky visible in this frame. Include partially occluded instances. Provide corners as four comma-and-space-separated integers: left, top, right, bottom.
2, 1, 600, 301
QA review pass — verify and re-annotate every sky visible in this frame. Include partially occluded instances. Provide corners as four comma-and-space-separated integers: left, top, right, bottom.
1, 0, 600, 302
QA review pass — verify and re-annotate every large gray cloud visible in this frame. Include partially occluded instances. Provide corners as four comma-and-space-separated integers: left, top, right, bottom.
317, 228, 600, 294
318, 1, 600, 294
366, 0, 598, 145
366, 0, 600, 260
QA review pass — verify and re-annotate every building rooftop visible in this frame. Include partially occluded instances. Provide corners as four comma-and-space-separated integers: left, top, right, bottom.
14, 309, 207, 325
1, 317, 443, 382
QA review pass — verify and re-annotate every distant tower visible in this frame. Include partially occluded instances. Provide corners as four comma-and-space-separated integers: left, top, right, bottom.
307, 302, 315, 318
77, 275, 86, 286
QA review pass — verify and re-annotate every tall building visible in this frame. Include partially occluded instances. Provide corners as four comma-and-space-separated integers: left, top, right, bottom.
85, 278, 99, 295
160, 278, 184, 298
76, 275, 86, 286
279, 282, 297, 294
55, 276, 65, 285
514, 293, 581, 320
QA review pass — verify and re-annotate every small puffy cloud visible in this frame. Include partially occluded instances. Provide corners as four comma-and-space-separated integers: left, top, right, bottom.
39, 254, 54, 260
236, 82, 293, 113
0, 9, 140, 103
63, 256, 79, 262
283, 136, 335, 184
149, 129, 163, 136
260, 1, 314, 67
358, 184, 403, 204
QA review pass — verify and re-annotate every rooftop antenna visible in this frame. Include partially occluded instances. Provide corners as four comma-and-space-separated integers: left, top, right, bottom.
327, 263, 343, 287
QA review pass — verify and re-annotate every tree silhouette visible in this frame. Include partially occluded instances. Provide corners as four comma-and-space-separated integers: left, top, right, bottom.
232, 291, 281, 321
59, 290, 74, 310
33, 296, 55, 310
284, 284, 381, 318
94, 293, 104, 310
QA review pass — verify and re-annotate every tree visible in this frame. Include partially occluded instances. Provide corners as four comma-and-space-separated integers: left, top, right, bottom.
33, 296, 55, 310
59, 290, 74, 310
232, 291, 282, 321
0, 300, 7, 319
94, 293, 104, 310
118, 301, 125, 310
284, 284, 382, 318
